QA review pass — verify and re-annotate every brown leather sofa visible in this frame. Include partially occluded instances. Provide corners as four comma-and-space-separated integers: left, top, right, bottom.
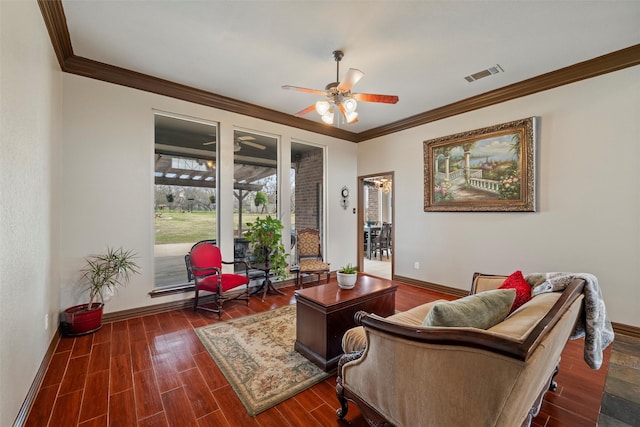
336, 273, 586, 427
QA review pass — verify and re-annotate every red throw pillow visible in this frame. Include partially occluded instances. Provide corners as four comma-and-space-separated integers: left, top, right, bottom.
499, 270, 532, 313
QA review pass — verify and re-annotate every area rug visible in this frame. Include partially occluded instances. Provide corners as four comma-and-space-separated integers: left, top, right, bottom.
194, 304, 331, 416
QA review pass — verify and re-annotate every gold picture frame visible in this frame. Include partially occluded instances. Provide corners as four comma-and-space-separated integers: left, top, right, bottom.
424, 117, 537, 212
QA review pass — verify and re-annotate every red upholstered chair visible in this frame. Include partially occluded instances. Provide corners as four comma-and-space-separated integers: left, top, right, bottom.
187, 241, 250, 318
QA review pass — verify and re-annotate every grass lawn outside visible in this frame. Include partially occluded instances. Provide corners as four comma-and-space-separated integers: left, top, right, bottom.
155, 210, 278, 244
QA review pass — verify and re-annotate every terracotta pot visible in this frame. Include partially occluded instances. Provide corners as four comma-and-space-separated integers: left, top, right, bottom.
337, 272, 357, 289
63, 303, 104, 336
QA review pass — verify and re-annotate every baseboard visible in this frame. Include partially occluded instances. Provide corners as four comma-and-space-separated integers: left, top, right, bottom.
392, 275, 469, 298
104, 277, 300, 323
13, 328, 62, 427
103, 298, 196, 322
612, 322, 640, 339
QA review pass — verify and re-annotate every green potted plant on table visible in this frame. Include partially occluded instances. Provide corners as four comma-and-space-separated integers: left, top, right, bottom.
244, 216, 288, 280
337, 263, 358, 289
63, 247, 140, 336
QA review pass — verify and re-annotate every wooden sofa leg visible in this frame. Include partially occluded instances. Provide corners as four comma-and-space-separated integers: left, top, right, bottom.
548, 364, 560, 392
336, 383, 349, 419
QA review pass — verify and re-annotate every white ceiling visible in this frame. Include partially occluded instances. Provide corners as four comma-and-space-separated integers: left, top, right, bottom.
62, 1, 640, 133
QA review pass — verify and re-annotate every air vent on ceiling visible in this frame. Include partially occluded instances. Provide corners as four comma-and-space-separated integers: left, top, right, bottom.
464, 64, 504, 82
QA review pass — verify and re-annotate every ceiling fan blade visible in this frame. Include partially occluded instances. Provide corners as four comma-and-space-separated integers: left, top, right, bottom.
337, 68, 364, 92
294, 104, 317, 117
352, 93, 399, 104
282, 85, 326, 95
240, 140, 266, 150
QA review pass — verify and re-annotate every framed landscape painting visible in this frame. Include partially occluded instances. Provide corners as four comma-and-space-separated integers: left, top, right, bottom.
424, 117, 537, 212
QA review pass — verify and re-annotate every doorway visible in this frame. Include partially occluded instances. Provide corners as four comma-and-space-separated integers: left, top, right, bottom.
359, 172, 394, 279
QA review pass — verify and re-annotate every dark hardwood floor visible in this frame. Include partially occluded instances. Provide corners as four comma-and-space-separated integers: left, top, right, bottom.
24, 278, 611, 426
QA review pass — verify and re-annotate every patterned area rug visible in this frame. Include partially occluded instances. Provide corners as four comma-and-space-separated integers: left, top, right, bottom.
194, 305, 331, 416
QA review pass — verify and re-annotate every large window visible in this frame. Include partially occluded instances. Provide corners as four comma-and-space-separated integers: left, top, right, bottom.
153, 118, 328, 287
230, 133, 326, 278
232, 129, 279, 268
154, 113, 218, 288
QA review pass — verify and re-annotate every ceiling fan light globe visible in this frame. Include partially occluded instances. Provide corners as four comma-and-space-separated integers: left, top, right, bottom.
321, 111, 334, 124
343, 97, 357, 113
315, 100, 331, 115
345, 111, 358, 124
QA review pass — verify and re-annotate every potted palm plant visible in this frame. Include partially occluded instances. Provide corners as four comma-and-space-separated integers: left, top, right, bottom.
244, 216, 288, 280
337, 263, 358, 289
63, 247, 140, 336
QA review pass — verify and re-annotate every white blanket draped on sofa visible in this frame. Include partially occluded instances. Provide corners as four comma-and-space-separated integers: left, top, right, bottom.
525, 272, 614, 369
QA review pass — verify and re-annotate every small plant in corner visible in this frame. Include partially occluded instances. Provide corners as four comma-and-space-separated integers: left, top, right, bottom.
82, 247, 140, 308
63, 247, 140, 336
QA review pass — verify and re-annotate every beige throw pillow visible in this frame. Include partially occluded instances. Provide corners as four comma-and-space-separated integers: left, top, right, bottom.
422, 289, 516, 329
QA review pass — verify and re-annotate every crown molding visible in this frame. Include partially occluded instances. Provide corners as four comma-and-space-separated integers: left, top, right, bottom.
38, 0, 73, 66
38, 0, 640, 143
36, 0, 358, 142
356, 44, 640, 142
62, 55, 359, 141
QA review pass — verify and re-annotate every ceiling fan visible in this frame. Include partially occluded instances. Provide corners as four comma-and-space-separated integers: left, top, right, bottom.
282, 50, 399, 125
234, 135, 266, 152
202, 135, 266, 151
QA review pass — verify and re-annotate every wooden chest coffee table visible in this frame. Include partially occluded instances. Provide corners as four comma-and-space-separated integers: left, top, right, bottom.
294, 275, 397, 372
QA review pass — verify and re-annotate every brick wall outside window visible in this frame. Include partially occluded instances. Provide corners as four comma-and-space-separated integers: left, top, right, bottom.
294, 148, 323, 231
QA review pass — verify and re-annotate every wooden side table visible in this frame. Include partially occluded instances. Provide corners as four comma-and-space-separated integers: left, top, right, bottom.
294, 275, 397, 372
249, 263, 284, 301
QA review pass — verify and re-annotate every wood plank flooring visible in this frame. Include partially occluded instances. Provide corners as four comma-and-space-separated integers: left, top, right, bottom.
24, 278, 611, 427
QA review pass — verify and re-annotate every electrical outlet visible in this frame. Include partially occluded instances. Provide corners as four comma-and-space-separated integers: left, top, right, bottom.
44, 314, 49, 330
414, 262, 420, 269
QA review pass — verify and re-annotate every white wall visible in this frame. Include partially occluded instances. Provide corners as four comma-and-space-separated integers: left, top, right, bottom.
60, 74, 359, 314
0, 2, 63, 425
359, 66, 640, 327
